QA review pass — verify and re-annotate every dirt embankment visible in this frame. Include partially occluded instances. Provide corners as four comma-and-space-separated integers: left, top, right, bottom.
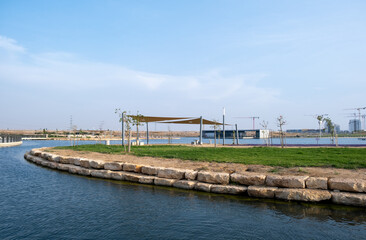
47, 148, 366, 180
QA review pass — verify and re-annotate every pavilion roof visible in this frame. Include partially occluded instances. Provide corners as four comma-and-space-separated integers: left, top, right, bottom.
162, 118, 224, 125
127, 115, 189, 123
128, 115, 225, 125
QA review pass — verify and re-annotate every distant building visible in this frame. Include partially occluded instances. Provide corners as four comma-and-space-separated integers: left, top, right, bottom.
349, 119, 361, 132
335, 124, 340, 133
202, 129, 269, 139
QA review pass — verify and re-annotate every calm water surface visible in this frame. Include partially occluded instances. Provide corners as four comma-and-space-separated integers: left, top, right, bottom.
1, 141, 366, 240
110, 137, 366, 146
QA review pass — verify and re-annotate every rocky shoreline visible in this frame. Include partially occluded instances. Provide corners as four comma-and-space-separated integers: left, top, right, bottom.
24, 148, 366, 207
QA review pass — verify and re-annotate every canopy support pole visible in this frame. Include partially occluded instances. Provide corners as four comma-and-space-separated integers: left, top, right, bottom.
146, 122, 149, 145
199, 116, 203, 145
236, 124, 239, 145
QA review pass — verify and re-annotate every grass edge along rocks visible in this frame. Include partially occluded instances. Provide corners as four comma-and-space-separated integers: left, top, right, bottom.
24, 147, 366, 207
55, 144, 366, 169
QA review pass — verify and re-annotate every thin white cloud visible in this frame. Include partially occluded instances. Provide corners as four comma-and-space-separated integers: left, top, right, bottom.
0, 36, 25, 52
0, 35, 280, 105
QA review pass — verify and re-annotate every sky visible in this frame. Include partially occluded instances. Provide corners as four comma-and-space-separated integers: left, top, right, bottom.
0, 0, 365, 131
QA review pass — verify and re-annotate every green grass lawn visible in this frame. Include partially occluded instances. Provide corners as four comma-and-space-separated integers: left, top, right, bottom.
54, 144, 366, 169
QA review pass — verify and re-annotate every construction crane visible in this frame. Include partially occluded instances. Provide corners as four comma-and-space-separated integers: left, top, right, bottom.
233, 116, 259, 130
344, 107, 366, 125
305, 114, 328, 137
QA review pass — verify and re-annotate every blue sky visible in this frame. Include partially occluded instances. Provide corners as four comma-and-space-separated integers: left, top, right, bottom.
0, 0, 365, 131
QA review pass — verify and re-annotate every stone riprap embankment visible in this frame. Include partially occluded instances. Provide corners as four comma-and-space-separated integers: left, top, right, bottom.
24, 148, 366, 207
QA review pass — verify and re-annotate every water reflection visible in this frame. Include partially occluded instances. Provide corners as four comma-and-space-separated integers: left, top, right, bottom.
93, 177, 366, 225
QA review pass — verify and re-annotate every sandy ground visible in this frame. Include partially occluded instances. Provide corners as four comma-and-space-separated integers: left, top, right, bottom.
46, 148, 366, 180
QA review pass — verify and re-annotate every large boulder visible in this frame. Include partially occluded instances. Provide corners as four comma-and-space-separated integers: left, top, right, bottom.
331, 192, 366, 207
210, 185, 247, 195
90, 170, 112, 179
306, 177, 328, 190
77, 168, 91, 176
185, 170, 198, 180
230, 172, 266, 186
195, 182, 212, 192
138, 176, 156, 185
42, 153, 48, 160
197, 171, 230, 185
57, 164, 70, 171
173, 180, 197, 190
89, 160, 104, 169
47, 154, 56, 161
248, 186, 278, 198
59, 157, 72, 164
32, 150, 42, 157
30, 149, 41, 156
157, 168, 185, 180
35, 158, 44, 165
70, 158, 81, 166
154, 178, 177, 187
141, 166, 161, 175
123, 172, 143, 182
79, 159, 91, 168
51, 155, 61, 163
110, 172, 125, 181
34, 150, 42, 157
123, 163, 143, 173
46, 162, 58, 169
39, 159, 49, 167
68, 165, 82, 174
24, 153, 32, 161
104, 162, 123, 171
275, 188, 331, 202
328, 178, 366, 193
266, 175, 309, 188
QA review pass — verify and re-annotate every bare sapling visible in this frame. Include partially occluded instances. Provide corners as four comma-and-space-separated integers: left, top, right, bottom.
276, 115, 287, 148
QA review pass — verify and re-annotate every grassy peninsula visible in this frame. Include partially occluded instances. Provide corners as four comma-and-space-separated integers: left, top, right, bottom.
54, 144, 366, 169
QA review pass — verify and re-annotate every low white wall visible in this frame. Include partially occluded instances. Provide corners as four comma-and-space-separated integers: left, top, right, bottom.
0, 141, 22, 148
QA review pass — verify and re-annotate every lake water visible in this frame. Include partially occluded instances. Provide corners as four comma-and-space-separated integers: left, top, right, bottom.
110, 136, 366, 146
1, 140, 366, 239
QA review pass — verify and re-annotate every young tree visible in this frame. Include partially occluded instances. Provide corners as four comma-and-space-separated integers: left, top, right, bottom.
131, 112, 144, 145
316, 115, 325, 138
276, 116, 286, 148
125, 116, 133, 152
260, 120, 270, 146
115, 109, 131, 152
167, 126, 172, 144
324, 117, 337, 145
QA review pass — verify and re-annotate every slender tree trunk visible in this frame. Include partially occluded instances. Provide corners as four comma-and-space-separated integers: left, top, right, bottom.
128, 131, 131, 153
280, 126, 284, 148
